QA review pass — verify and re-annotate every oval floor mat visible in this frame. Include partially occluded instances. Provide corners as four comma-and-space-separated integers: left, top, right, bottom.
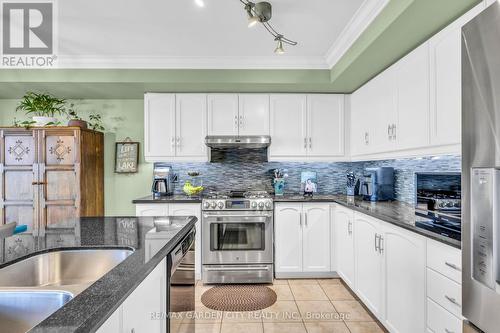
201, 285, 277, 311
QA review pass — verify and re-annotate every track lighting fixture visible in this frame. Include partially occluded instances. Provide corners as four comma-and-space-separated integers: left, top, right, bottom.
239, 0, 297, 53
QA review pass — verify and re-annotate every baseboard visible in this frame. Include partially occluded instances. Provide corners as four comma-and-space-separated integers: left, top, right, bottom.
275, 271, 340, 279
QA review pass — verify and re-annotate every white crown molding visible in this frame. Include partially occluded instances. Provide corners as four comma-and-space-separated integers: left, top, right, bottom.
55, 55, 330, 70
324, 0, 390, 68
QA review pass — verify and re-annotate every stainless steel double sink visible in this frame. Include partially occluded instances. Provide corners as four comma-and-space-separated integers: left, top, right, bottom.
0, 248, 133, 333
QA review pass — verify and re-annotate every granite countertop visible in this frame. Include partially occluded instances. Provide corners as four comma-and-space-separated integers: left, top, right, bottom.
132, 194, 202, 203
275, 194, 461, 249
0, 216, 196, 332
131, 193, 460, 249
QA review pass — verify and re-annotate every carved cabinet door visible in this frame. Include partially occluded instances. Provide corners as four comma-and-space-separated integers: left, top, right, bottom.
0, 129, 38, 261
38, 129, 80, 229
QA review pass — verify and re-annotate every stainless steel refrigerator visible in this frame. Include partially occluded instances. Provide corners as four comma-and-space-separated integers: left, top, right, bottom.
463, 2, 500, 332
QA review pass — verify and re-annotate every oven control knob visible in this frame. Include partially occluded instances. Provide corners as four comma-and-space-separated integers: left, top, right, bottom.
210, 202, 217, 209
446, 201, 453, 208
258, 202, 264, 209
251, 201, 257, 208
217, 201, 224, 209
265, 201, 272, 209
203, 202, 210, 209
454, 202, 461, 208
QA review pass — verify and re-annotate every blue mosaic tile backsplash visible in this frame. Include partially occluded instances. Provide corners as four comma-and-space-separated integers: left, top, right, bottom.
168, 149, 461, 205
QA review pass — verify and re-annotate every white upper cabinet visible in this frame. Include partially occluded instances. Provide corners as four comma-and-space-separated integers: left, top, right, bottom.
307, 95, 345, 157
395, 42, 431, 150
350, 85, 372, 156
269, 94, 345, 161
269, 94, 308, 158
207, 94, 270, 136
369, 69, 398, 154
144, 93, 208, 162
176, 94, 207, 158
238, 94, 270, 135
429, 27, 461, 147
144, 93, 176, 159
207, 94, 239, 135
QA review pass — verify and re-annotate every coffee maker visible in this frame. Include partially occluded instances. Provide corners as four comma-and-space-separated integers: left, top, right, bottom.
152, 163, 174, 196
360, 167, 394, 201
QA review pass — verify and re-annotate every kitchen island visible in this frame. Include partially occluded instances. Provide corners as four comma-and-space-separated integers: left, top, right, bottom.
0, 216, 196, 333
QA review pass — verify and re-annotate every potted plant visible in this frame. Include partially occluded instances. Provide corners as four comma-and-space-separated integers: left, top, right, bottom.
66, 103, 88, 129
88, 113, 105, 131
16, 92, 67, 126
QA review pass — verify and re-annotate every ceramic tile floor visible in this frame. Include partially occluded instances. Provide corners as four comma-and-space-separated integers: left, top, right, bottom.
172, 278, 387, 333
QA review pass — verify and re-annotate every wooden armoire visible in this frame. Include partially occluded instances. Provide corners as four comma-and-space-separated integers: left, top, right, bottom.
0, 127, 104, 260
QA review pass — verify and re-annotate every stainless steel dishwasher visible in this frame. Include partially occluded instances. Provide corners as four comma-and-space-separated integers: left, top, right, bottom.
168, 228, 196, 333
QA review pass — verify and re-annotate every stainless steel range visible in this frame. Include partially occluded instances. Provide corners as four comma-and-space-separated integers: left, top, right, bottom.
202, 190, 273, 284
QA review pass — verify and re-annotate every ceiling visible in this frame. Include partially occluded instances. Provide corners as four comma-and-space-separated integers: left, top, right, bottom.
56, 0, 365, 68
0, 0, 485, 98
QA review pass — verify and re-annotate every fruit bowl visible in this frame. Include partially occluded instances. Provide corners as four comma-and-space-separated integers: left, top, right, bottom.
183, 181, 204, 196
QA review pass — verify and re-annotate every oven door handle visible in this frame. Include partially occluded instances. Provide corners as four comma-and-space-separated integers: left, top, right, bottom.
204, 266, 270, 272
203, 214, 272, 219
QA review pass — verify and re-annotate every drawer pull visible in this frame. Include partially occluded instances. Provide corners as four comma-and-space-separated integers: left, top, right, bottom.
445, 329, 454, 333
445, 295, 461, 307
445, 262, 461, 271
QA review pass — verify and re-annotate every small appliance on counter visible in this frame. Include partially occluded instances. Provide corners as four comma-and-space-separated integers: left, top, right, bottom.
151, 163, 175, 196
360, 167, 394, 201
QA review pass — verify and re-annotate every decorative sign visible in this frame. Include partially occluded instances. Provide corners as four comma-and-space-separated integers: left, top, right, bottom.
115, 138, 139, 173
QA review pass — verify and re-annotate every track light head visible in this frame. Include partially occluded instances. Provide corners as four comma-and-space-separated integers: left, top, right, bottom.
274, 36, 285, 54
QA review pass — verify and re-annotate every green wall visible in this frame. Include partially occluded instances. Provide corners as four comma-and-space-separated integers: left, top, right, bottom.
0, 99, 150, 216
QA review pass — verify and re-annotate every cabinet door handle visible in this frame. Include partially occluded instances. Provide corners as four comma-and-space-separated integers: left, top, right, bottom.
445, 295, 461, 307
348, 221, 352, 235
304, 212, 308, 227
299, 213, 302, 227
445, 329, 454, 333
379, 236, 384, 253
171, 137, 175, 149
239, 115, 244, 127
445, 262, 461, 271
308, 137, 312, 149
234, 115, 238, 127
387, 125, 391, 140
393, 124, 397, 140
374, 234, 379, 252
176, 137, 181, 151
304, 138, 307, 149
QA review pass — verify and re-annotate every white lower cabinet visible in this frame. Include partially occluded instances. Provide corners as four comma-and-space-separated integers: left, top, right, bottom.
96, 307, 121, 333
97, 258, 167, 333
136, 203, 202, 279
302, 204, 332, 272
426, 239, 463, 333
353, 213, 383, 318
382, 223, 426, 333
274, 203, 330, 277
334, 210, 426, 333
334, 205, 355, 288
